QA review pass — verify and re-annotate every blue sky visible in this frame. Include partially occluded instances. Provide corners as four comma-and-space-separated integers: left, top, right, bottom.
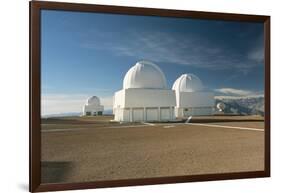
41, 10, 264, 115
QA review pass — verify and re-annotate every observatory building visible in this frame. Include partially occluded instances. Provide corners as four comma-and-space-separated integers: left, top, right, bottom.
216, 102, 226, 114
82, 96, 104, 116
172, 74, 214, 117
113, 61, 176, 122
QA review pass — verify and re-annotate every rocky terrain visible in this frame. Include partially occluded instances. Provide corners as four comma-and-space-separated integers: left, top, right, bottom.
215, 96, 264, 116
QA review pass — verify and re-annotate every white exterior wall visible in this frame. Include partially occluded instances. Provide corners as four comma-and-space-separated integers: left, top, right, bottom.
113, 90, 126, 108
113, 88, 176, 122
175, 106, 213, 117
177, 91, 214, 107
83, 105, 104, 116
124, 88, 176, 107
175, 91, 214, 117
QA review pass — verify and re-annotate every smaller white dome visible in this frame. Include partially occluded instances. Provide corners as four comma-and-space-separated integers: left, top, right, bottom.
172, 74, 203, 92
123, 61, 167, 89
87, 96, 100, 106
217, 102, 225, 112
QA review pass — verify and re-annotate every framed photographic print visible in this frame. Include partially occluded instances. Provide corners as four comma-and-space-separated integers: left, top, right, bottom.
30, 1, 270, 192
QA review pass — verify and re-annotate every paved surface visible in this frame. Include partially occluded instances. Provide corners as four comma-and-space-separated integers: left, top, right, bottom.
41, 115, 265, 184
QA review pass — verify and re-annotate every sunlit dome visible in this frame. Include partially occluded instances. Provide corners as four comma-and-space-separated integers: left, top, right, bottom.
86, 96, 101, 106
172, 74, 203, 92
123, 61, 167, 89
217, 102, 226, 112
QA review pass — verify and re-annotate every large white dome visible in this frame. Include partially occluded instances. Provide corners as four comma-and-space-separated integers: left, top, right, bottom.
86, 96, 101, 106
172, 74, 204, 92
123, 61, 167, 89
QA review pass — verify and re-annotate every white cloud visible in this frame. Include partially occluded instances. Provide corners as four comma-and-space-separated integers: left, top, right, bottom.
214, 88, 263, 97
100, 96, 113, 110
214, 88, 255, 96
81, 30, 263, 72
41, 94, 113, 116
248, 45, 264, 63
247, 33, 264, 63
215, 95, 264, 100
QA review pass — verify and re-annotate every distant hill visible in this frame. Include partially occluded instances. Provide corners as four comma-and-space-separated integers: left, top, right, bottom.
42, 112, 82, 118
215, 95, 264, 116
42, 96, 264, 118
42, 109, 113, 118
103, 109, 113, 115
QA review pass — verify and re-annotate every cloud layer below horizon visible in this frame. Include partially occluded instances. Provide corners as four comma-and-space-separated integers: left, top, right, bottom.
42, 87, 263, 115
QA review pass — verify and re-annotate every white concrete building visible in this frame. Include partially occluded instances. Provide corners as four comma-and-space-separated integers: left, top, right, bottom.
113, 61, 176, 122
172, 74, 214, 117
82, 96, 104, 116
216, 102, 225, 112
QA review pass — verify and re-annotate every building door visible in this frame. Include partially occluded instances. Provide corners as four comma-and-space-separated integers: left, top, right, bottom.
146, 108, 158, 122
123, 109, 130, 122
132, 108, 144, 122
160, 107, 170, 121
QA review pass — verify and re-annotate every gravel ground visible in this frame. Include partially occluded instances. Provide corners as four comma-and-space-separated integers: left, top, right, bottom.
41, 115, 264, 184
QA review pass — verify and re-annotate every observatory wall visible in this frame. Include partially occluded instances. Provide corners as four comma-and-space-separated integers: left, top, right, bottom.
178, 92, 214, 107
113, 88, 176, 122
174, 91, 214, 117
82, 96, 104, 116
124, 88, 176, 107
83, 105, 104, 115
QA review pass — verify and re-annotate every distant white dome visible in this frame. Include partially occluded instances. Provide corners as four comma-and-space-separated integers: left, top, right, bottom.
172, 74, 203, 92
217, 102, 225, 112
123, 61, 167, 89
87, 96, 100, 106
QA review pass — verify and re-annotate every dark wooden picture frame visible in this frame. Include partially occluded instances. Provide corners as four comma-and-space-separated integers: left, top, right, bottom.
30, 1, 270, 192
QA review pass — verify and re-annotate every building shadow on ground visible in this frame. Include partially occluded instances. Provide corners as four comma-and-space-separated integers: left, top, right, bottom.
189, 119, 264, 123
41, 161, 74, 184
